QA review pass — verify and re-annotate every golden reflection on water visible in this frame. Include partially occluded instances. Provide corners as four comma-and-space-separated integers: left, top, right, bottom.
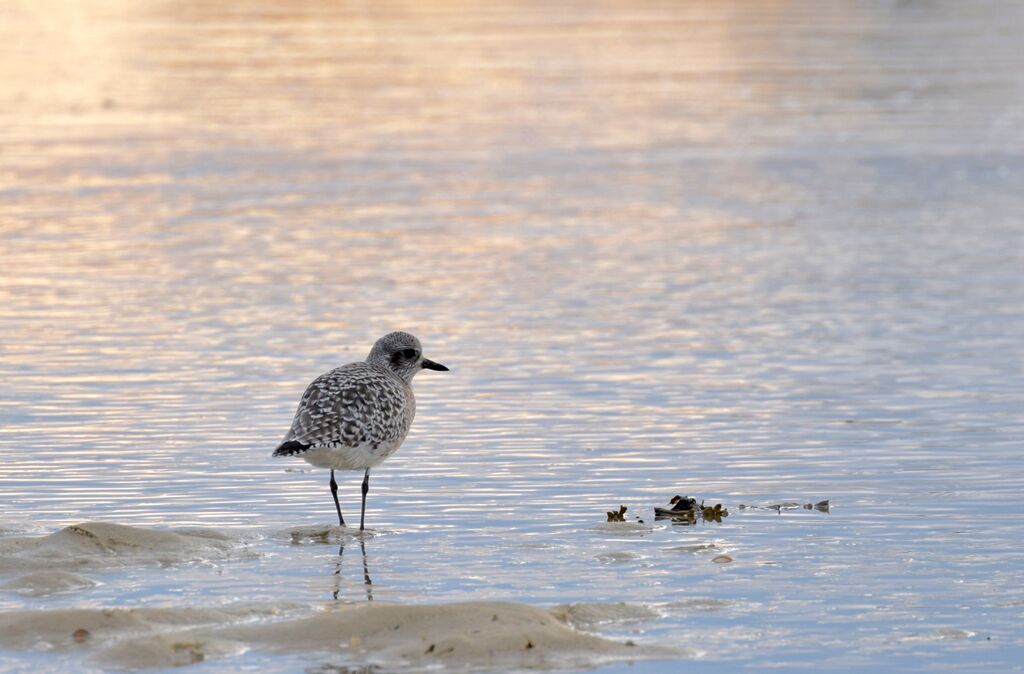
2, 0, 909, 152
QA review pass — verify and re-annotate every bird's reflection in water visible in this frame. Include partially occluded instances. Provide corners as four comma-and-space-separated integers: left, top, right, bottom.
333, 536, 373, 602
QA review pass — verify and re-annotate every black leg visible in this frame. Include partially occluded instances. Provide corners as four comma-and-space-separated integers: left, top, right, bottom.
330, 469, 346, 527
360, 468, 370, 531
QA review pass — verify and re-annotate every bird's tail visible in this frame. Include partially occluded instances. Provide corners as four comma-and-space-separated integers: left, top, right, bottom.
272, 440, 311, 457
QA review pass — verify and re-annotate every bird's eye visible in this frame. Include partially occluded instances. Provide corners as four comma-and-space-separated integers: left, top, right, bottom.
402, 349, 418, 359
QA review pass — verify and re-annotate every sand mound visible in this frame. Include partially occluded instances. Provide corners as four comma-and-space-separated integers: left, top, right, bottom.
1, 570, 97, 596
0, 601, 677, 670
97, 634, 248, 668
0, 605, 294, 652
221, 601, 674, 671
0, 522, 242, 572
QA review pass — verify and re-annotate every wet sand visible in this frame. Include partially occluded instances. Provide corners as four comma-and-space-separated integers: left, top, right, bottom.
0, 522, 241, 572
0, 522, 674, 671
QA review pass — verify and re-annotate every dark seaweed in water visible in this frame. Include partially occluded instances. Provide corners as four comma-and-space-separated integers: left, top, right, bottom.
604, 505, 645, 524
655, 496, 728, 525
606, 505, 628, 522
668, 495, 697, 511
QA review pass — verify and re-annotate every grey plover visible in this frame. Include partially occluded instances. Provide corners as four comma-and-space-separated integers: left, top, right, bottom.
273, 332, 448, 530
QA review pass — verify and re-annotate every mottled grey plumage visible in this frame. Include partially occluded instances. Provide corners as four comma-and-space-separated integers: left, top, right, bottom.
275, 362, 414, 469
273, 331, 448, 529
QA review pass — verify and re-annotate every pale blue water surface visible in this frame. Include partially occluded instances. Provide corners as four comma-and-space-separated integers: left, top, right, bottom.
1, 1, 1023, 672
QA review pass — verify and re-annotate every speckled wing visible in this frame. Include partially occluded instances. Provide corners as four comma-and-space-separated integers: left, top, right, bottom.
273, 363, 413, 455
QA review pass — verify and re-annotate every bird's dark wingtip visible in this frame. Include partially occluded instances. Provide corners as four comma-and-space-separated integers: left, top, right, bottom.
273, 440, 311, 457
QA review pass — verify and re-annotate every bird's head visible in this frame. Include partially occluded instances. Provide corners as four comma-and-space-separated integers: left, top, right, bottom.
367, 331, 449, 383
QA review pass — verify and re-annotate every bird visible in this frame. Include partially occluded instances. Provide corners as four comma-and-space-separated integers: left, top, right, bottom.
273, 331, 448, 530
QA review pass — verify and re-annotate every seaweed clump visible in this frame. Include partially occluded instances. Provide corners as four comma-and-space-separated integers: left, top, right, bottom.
606, 505, 628, 522
654, 495, 728, 525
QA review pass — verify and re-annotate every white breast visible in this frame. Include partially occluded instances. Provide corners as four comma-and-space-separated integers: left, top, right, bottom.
299, 440, 404, 471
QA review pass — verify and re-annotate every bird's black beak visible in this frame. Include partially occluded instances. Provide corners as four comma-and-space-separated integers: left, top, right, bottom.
421, 358, 449, 372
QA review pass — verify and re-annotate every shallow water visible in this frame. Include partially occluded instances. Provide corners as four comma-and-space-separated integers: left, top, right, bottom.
1, 0, 1023, 671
